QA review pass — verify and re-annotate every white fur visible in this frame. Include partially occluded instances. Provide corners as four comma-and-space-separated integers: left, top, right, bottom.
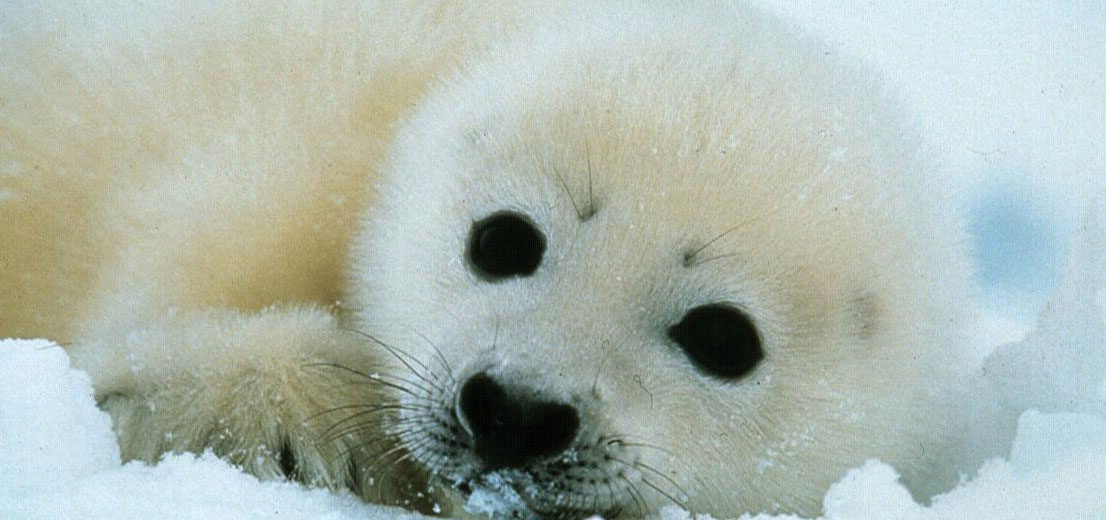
1, 1, 985, 518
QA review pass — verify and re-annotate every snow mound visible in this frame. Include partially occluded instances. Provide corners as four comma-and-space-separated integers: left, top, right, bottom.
653, 412, 1106, 520
722, 410, 1106, 520
0, 339, 119, 496
0, 339, 432, 520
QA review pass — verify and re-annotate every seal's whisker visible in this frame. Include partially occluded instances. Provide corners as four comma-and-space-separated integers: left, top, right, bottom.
413, 329, 456, 385
606, 454, 689, 509
584, 140, 597, 220
339, 371, 437, 396
553, 165, 584, 221
363, 434, 436, 482
324, 421, 414, 468
316, 414, 424, 457
319, 405, 414, 442
617, 473, 648, 519
682, 221, 745, 265
372, 447, 423, 493
304, 362, 423, 398
600, 473, 623, 518
640, 475, 687, 512
689, 252, 742, 266
302, 402, 427, 427
604, 436, 680, 458
339, 327, 444, 393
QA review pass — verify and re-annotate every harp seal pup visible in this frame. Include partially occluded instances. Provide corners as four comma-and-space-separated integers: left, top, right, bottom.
0, 0, 985, 518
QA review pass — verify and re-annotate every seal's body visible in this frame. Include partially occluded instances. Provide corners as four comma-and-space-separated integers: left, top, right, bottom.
1, 1, 978, 518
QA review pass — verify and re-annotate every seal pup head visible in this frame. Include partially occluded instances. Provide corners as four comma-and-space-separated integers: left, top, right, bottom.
352, 4, 971, 518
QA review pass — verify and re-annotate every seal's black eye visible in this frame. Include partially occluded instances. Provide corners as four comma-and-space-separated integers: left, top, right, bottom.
467, 212, 545, 280
668, 304, 763, 379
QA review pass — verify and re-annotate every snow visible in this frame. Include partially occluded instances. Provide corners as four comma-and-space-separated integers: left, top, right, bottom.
0, 340, 119, 497
0, 339, 433, 520
3, 2, 1105, 519
650, 413, 1106, 520
722, 411, 1106, 520
463, 473, 532, 519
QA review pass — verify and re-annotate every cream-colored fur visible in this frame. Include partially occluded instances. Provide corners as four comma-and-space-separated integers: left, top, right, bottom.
2, 1, 981, 518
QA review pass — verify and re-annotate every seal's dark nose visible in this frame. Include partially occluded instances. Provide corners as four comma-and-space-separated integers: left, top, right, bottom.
457, 372, 579, 469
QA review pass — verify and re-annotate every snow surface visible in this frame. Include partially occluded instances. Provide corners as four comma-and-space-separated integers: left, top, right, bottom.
3, 1, 1105, 519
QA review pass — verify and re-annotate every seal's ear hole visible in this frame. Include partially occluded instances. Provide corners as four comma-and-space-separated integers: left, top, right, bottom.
467, 211, 546, 280
668, 304, 763, 380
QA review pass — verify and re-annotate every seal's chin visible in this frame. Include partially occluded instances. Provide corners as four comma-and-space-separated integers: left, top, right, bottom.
454, 470, 621, 520
459, 471, 539, 520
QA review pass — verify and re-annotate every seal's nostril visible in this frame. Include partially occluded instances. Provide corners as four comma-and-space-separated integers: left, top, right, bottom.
455, 372, 580, 469
457, 373, 507, 438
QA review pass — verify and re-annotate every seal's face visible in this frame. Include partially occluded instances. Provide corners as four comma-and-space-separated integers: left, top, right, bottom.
354, 13, 967, 519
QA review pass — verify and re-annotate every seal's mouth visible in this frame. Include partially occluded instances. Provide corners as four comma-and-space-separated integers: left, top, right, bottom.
395, 369, 639, 519
458, 471, 537, 520
454, 470, 622, 520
